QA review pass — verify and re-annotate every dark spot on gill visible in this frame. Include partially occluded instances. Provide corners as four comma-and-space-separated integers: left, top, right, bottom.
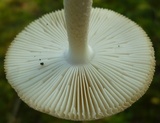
40, 62, 44, 66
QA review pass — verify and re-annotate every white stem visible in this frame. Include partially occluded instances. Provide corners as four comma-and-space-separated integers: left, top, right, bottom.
64, 0, 93, 64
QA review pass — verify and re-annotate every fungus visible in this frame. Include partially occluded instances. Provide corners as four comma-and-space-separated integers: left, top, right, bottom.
4, 0, 155, 121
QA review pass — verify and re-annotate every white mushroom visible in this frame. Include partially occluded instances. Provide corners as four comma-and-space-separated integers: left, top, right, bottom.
4, 0, 155, 121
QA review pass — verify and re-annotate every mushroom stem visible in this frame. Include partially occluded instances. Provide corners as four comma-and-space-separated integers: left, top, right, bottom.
64, 0, 93, 64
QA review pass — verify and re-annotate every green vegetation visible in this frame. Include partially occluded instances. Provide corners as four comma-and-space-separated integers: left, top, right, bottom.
0, 0, 160, 123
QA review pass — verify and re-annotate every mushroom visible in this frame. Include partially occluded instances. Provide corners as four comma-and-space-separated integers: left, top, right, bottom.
4, 0, 155, 121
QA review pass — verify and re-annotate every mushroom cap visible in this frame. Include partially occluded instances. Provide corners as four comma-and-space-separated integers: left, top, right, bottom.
5, 8, 155, 120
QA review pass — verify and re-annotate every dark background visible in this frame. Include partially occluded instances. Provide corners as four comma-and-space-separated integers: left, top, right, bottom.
0, 0, 160, 123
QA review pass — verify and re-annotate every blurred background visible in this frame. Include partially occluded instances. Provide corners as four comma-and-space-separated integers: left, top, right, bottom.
0, 0, 160, 123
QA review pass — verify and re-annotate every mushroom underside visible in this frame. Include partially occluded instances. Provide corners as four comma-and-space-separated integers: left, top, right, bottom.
5, 8, 155, 120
